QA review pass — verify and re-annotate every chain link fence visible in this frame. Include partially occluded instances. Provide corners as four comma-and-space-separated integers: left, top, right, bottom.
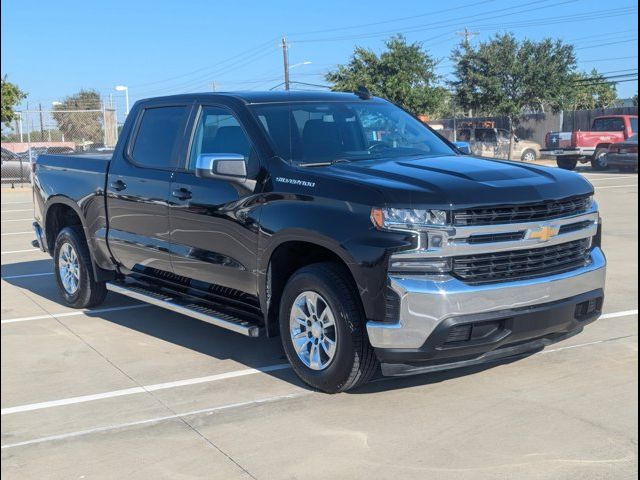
1, 107, 119, 187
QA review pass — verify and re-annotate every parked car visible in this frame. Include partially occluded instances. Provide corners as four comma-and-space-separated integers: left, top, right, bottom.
1, 147, 31, 184
603, 134, 638, 172
32, 91, 606, 393
457, 127, 541, 161
46, 146, 76, 155
17, 146, 48, 161
542, 115, 638, 170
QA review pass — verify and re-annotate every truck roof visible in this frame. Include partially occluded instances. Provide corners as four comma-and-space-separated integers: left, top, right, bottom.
138, 91, 384, 105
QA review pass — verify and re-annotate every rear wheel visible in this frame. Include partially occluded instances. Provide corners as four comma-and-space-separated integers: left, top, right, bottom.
279, 262, 378, 393
591, 148, 610, 171
557, 156, 578, 170
54, 226, 107, 308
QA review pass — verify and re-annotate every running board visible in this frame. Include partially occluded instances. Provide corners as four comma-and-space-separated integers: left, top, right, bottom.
106, 281, 261, 337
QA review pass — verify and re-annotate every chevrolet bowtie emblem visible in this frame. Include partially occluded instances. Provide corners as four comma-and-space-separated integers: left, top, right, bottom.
530, 225, 560, 242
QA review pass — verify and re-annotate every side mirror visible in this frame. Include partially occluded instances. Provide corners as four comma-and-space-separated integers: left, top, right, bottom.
195, 153, 247, 181
453, 141, 472, 155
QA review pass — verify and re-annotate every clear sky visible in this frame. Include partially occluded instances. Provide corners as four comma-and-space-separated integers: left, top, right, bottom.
1, 0, 638, 116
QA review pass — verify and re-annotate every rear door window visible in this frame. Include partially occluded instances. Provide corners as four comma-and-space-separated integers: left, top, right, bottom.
630, 117, 638, 134
130, 106, 188, 169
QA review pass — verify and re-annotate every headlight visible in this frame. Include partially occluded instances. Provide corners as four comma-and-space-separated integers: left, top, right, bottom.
371, 207, 448, 230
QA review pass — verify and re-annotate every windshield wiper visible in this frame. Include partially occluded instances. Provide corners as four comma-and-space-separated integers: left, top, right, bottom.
298, 159, 351, 167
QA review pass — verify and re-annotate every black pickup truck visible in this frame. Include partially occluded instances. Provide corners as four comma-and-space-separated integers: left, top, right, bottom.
32, 91, 606, 393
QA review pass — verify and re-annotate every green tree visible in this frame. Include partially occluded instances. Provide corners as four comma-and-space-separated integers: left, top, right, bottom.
1, 76, 27, 128
52, 89, 103, 143
566, 70, 619, 110
633, 93, 638, 107
451, 33, 577, 155
325, 35, 448, 117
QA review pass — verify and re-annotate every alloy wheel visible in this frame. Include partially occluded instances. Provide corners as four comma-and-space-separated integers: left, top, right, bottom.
58, 242, 80, 295
289, 291, 338, 370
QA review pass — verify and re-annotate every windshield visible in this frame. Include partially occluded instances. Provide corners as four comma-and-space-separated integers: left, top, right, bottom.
250, 101, 455, 164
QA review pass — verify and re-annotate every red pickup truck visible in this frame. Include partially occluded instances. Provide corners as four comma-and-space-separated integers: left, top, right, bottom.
543, 115, 638, 170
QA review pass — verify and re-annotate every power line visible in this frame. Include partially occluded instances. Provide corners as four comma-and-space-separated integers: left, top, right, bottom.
289, 0, 496, 36
292, 0, 574, 43
575, 38, 638, 50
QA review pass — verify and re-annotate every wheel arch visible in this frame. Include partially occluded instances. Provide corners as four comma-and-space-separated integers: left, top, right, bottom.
594, 143, 612, 155
43, 196, 115, 282
259, 232, 362, 337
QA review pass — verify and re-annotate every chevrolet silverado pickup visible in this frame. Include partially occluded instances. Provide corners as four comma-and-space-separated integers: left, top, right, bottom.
542, 114, 638, 171
32, 91, 606, 393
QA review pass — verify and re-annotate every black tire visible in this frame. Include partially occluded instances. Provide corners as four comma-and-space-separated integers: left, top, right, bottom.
591, 148, 610, 171
521, 149, 537, 162
54, 226, 107, 309
557, 157, 578, 170
279, 262, 378, 393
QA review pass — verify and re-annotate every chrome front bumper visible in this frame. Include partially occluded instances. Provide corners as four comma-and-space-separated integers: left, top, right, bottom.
367, 247, 606, 349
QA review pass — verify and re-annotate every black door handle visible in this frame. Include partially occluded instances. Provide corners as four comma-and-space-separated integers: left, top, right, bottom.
110, 179, 127, 191
172, 187, 192, 200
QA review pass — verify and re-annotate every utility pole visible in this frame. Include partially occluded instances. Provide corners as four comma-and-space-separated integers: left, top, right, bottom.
456, 27, 479, 46
38, 103, 45, 141
210, 81, 217, 92
281, 36, 290, 91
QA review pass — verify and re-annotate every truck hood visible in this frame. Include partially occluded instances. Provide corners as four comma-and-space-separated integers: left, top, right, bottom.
320, 154, 594, 208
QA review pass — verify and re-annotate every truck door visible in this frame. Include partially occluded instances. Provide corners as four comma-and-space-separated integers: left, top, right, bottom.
106, 103, 190, 274
168, 104, 261, 295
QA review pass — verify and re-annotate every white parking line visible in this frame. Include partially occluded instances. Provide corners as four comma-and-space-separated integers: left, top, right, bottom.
585, 176, 638, 181
1, 304, 150, 324
0, 218, 32, 223
1, 308, 636, 417
0, 209, 32, 213
0, 201, 32, 205
0, 392, 308, 450
2, 319, 637, 450
1, 248, 40, 255
600, 309, 638, 320
1, 363, 291, 415
0, 231, 32, 236
595, 184, 638, 190
1, 272, 53, 280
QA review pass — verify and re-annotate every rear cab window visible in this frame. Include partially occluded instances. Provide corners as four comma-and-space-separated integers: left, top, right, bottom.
592, 117, 626, 132
129, 106, 189, 169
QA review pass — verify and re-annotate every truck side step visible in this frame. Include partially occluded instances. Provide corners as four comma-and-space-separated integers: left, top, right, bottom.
106, 281, 262, 337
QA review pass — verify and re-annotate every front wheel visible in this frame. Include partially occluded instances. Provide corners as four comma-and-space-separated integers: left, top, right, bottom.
279, 262, 378, 393
521, 149, 537, 162
591, 148, 610, 171
54, 226, 107, 308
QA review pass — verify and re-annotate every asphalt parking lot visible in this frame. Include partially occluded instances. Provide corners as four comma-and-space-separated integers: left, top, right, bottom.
1, 169, 638, 480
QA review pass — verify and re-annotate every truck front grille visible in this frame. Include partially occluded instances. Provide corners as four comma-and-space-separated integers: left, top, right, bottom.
452, 239, 592, 284
453, 196, 592, 226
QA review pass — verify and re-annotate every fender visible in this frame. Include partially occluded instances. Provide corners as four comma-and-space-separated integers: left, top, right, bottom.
256, 196, 412, 333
